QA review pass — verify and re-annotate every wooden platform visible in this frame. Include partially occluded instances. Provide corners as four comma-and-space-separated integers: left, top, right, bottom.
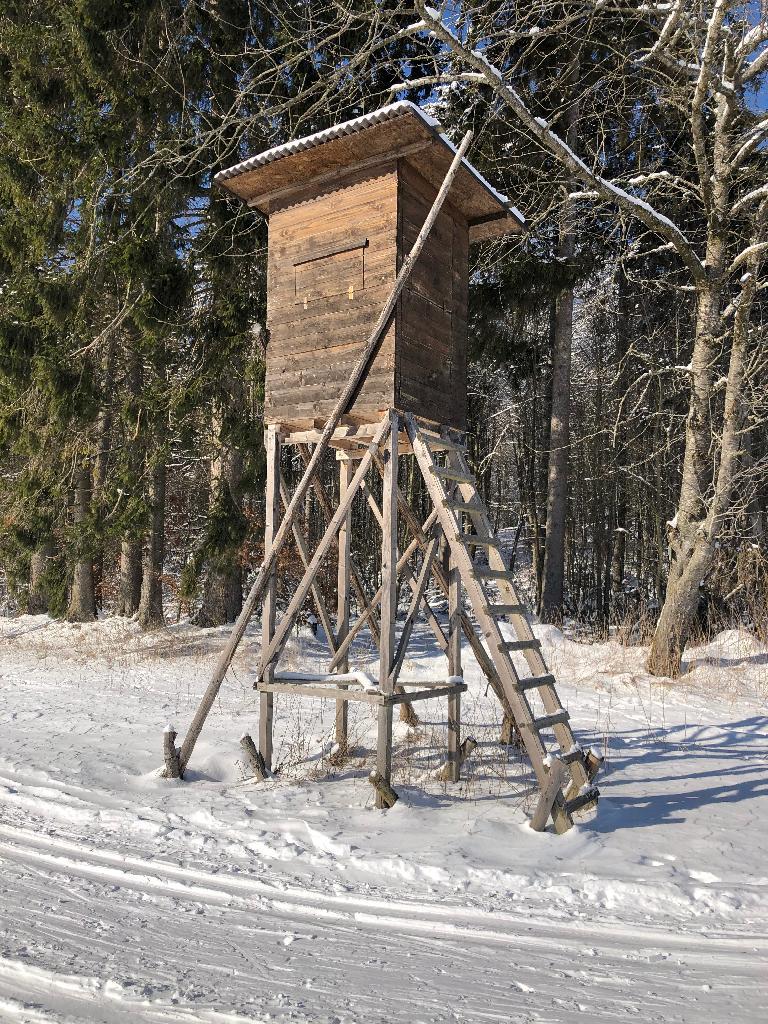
255, 677, 467, 705
274, 413, 466, 453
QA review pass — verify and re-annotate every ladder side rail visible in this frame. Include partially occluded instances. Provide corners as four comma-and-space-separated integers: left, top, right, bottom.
408, 423, 555, 779
371, 450, 514, 720
447, 445, 590, 791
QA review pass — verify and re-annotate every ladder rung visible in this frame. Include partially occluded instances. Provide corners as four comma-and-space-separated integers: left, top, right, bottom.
444, 500, 480, 514
431, 466, 474, 484
423, 433, 464, 452
528, 710, 570, 731
498, 638, 541, 652
486, 603, 526, 616
559, 748, 585, 765
564, 788, 600, 815
460, 534, 499, 548
516, 673, 556, 692
475, 567, 514, 580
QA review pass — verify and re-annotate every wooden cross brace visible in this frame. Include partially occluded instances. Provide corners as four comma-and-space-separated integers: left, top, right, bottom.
368, 449, 516, 726
278, 477, 338, 659
296, 444, 381, 646
257, 415, 391, 680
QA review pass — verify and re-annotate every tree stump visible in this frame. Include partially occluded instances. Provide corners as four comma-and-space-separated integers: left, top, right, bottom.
368, 770, 398, 808
240, 733, 268, 782
163, 725, 182, 779
437, 736, 477, 782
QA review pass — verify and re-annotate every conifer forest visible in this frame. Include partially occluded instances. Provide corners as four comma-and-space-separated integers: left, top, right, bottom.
2, 5, 768, 1021
1, 1, 766, 678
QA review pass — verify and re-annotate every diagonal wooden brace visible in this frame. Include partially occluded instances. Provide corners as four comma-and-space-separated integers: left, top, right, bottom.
371, 451, 515, 723
297, 444, 381, 647
326, 508, 444, 673
278, 476, 337, 658
389, 525, 442, 687
258, 417, 391, 678
358, 480, 448, 651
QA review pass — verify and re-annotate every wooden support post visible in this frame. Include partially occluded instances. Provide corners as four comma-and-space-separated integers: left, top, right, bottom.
239, 733, 268, 782
376, 413, 398, 807
529, 758, 567, 832
585, 748, 604, 781
260, 426, 280, 771
446, 549, 462, 781
335, 455, 352, 757
437, 735, 476, 781
448, 550, 462, 678
163, 725, 182, 779
368, 770, 398, 808
446, 693, 461, 783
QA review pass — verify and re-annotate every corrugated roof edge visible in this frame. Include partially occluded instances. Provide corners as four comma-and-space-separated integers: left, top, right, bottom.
214, 100, 525, 227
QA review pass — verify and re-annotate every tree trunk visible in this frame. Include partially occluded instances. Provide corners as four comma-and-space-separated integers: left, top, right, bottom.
67, 463, 96, 622
92, 336, 116, 612
117, 539, 143, 617
540, 283, 574, 622
28, 540, 54, 615
197, 444, 245, 626
610, 265, 630, 608
649, 271, 753, 675
539, 69, 578, 624
138, 460, 166, 630
116, 340, 143, 618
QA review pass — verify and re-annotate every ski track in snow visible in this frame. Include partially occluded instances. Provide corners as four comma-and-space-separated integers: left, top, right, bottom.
0, 614, 767, 1022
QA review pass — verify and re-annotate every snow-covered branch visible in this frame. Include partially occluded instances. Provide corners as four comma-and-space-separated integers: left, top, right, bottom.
691, 0, 728, 215
728, 241, 768, 277
637, 0, 683, 64
411, 0, 706, 282
732, 183, 768, 216
733, 117, 768, 166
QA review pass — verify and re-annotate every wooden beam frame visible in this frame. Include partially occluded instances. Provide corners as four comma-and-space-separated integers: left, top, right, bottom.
259, 426, 280, 769
447, 547, 462, 783
375, 412, 398, 807
254, 679, 467, 705
297, 444, 381, 647
326, 508, 443, 672
174, 132, 473, 775
335, 455, 352, 753
258, 415, 391, 678
278, 477, 337, 657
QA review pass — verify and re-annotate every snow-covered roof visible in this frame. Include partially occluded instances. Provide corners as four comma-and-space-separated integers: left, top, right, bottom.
216, 102, 436, 183
215, 101, 524, 238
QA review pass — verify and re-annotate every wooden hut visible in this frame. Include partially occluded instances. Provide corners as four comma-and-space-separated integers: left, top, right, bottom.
215, 101, 524, 432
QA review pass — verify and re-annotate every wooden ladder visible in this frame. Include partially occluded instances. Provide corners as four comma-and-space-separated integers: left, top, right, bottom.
406, 414, 599, 833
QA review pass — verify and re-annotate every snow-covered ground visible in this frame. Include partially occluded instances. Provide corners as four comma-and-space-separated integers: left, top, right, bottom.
1, 612, 767, 1022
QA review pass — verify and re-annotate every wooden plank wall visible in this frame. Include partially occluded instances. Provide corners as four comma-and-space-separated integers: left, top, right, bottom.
263, 156, 469, 430
396, 160, 468, 431
265, 162, 398, 426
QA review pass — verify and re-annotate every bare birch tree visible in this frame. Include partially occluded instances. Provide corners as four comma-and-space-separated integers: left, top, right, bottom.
398, 0, 767, 674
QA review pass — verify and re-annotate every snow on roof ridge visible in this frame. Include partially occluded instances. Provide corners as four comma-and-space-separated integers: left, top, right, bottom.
436, 130, 525, 223
214, 101, 524, 224
214, 101, 437, 183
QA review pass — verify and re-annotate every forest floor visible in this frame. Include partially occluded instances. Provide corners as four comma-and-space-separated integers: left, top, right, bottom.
0, 610, 767, 1023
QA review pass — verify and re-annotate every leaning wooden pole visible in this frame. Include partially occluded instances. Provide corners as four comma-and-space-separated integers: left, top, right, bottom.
175, 130, 474, 774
